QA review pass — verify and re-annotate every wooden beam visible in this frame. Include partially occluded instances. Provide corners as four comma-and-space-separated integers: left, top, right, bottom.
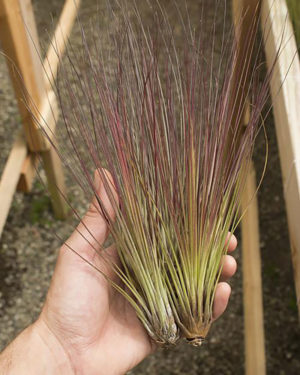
261, 0, 300, 317
0, 0, 68, 220
0, 0, 47, 151
33, 89, 59, 150
230, 0, 261, 144
0, 0, 79, 195
0, 132, 27, 238
241, 162, 266, 375
14, 0, 81, 192
43, 0, 81, 90
232, 2, 266, 372
9, 89, 59, 193
41, 147, 69, 220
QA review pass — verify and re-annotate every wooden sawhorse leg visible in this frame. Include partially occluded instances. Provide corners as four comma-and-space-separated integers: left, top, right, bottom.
0, 0, 74, 235
241, 162, 266, 375
231, 0, 267, 373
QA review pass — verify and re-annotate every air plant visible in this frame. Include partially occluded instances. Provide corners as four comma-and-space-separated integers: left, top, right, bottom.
35, 0, 276, 347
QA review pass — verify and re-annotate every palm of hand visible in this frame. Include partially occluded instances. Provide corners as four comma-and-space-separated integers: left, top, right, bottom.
41, 242, 153, 375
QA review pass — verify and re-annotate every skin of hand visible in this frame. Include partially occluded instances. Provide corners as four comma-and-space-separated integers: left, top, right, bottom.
0, 170, 237, 375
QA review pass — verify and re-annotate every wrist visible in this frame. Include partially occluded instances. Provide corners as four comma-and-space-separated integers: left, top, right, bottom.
0, 320, 74, 375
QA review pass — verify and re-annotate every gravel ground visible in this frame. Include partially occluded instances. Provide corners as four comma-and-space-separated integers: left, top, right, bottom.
0, 1, 300, 374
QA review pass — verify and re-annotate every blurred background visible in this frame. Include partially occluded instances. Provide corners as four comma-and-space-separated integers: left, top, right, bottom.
0, 0, 299, 373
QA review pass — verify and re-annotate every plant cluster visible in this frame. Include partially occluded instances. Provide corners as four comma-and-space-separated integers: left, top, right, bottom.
38, 0, 275, 347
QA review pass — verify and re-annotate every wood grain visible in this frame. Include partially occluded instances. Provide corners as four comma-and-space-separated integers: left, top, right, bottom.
0, 132, 27, 238
261, 0, 300, 317
241, 162, 266, 375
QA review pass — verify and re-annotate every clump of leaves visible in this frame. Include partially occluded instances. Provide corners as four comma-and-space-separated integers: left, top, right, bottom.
38, 0, 275, 346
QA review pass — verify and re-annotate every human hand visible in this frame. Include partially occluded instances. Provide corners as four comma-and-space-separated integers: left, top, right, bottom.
0, 170, 237, 375
37, 170, 237, 374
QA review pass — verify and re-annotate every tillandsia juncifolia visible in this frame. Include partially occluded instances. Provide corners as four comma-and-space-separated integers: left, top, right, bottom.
31, 0, 280, 347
